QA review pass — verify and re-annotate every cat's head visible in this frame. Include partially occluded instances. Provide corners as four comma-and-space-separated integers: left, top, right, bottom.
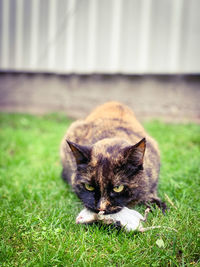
67, 138, 146, 214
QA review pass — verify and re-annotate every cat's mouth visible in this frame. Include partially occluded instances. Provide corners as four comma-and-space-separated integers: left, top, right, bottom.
86, 205, 123, 215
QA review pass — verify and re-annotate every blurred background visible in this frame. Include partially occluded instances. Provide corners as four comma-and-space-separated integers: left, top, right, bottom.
0, 0, 200, 122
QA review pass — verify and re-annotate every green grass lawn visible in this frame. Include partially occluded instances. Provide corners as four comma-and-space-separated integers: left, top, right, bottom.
0, 113, 200, 267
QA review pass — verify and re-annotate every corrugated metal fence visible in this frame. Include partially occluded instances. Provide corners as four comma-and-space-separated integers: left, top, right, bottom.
0, 0, 200, 74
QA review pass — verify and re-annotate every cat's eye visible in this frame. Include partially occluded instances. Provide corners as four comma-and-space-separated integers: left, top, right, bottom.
113, 185, 124, 193
85, 184, 95, 191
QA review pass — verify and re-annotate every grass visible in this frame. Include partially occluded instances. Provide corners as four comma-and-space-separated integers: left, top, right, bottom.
0, 112, 200, 267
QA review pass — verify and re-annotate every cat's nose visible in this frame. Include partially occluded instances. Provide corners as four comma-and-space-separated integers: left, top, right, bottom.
97, 197, 110, 211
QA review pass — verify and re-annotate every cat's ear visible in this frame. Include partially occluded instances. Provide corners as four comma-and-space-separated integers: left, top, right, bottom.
67, 140, 91, 165
123, 138, 146, 166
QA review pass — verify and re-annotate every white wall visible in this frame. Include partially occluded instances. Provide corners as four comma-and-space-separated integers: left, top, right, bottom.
0, 0, 200, 74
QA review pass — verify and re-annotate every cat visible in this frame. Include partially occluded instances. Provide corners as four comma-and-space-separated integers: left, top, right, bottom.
60, 101, 166, 214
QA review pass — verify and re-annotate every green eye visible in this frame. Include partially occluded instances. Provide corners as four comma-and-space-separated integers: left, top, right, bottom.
85, 184, 95, 191
113, 185, 124, 193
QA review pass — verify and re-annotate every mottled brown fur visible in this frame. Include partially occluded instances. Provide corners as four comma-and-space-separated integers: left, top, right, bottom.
60, 102, 166, 214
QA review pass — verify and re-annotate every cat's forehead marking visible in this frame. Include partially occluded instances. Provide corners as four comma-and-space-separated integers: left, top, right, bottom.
100, 157, 111, 179
106, 145, 119, 155
96, 154, 111, 193
91, 147, 121, 168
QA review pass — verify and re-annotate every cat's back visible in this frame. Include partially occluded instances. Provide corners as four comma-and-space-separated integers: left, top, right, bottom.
61, 101, 159, 150
85, 101, 145, 134
62, 102, 146, 145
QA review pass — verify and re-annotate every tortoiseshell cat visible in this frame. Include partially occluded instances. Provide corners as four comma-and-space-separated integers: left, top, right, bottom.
60, 102, 166, 214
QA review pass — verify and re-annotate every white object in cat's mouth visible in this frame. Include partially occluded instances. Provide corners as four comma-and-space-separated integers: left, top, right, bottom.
76, 207, 148, 232
76, 208, 178, 233
98, 211, 105, 215
76, 208, 98, 224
